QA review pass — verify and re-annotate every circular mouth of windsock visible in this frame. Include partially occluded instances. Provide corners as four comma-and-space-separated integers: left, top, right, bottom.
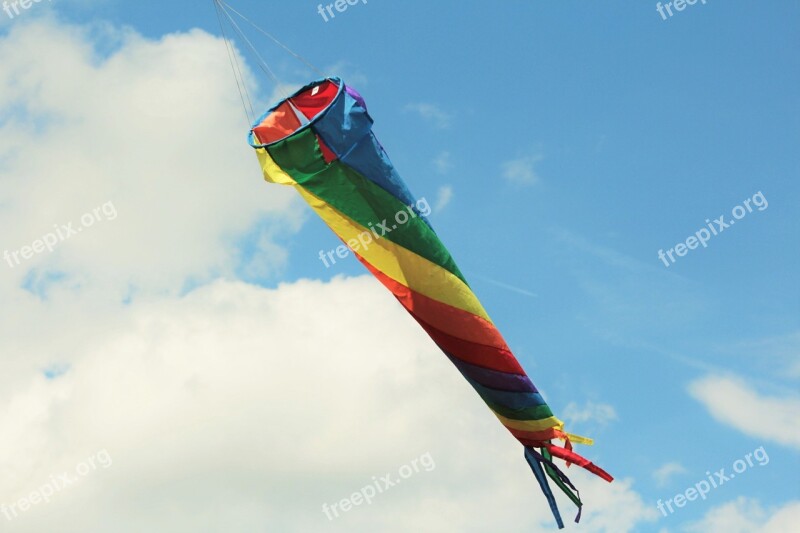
249, 78, 343, 147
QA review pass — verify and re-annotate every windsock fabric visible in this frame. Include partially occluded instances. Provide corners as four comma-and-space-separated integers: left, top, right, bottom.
249, 77, 612, 528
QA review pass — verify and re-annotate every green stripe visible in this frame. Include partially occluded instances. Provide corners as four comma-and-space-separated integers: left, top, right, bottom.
481, 395, 554, 421
542, 448, 582, 508
267, 128, 467, 284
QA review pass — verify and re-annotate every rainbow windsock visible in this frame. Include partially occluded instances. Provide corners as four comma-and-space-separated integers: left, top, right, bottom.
249, 77, 612, 528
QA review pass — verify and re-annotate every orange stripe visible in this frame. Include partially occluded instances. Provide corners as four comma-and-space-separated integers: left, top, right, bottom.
509, 427, 566, 444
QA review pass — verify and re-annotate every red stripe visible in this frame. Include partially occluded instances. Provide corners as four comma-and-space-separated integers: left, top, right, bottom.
290, 80, 339, 120
544, 444, 614, 482
415, 318, 525, 374
316, 134, 338, 163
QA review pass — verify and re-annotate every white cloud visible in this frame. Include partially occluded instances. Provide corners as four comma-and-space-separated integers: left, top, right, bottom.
653, 462, 687, 487
324, 61, 368, 88
688, 375, 800, 450
0, 19, 299, 299
682, 497, 800, 533
502, 153, 543, 185
0, 276, 656, 532
404, 103, 451, 129
434, 185, 453, 212
562, 401, 619, 426
434, 151, 452, 174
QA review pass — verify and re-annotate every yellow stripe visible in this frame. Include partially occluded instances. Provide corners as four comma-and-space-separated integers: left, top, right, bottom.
297, 187, 491, 321
494, 411, 564, 432
564, 432, 594, 446
256, 148, 298, 185
256, 149, 492, 322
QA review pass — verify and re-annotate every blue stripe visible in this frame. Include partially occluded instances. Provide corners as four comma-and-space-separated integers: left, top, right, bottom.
466, 376, 548, 410
313, 86, 432, 227
525, 447, 565, 529
445, 353, 536, 392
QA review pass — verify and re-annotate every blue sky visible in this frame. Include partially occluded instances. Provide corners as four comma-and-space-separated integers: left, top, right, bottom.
0, 1, 798, 532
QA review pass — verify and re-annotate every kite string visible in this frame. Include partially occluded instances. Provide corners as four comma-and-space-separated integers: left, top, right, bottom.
217, 0, 326, 79
213, 0, 329, 123
213, 0, 255, 124
215, 1, 284, 92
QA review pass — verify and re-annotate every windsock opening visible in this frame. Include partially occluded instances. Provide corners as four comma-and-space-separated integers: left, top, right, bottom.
249, 78, 342, 147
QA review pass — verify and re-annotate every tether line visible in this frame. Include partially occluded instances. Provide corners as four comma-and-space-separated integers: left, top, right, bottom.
212, 0, 327, 124
218, 0, 326, 78
213, 0, 255, 124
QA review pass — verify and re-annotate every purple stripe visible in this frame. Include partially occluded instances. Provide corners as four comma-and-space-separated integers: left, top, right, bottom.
445, 353, 537, 392
345, 85, 367, 111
